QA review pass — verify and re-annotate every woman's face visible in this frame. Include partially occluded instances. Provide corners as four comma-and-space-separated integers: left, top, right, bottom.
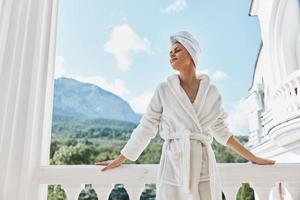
169, 42, 194, 70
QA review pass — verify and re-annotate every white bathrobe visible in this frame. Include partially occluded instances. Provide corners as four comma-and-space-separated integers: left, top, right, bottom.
120, 73, 233, 200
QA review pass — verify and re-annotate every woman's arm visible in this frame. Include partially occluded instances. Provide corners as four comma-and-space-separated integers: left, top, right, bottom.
96, 84, 163, 171
226, 135, 276, 165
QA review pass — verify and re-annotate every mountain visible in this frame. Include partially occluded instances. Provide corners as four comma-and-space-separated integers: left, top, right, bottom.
52, 77, 141, 123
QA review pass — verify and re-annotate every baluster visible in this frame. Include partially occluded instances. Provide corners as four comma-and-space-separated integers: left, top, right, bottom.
291, 80, 298, 112
61, 184, 84, 200
287, 82, 294, 112
277, 90, 285, 120
286, 181, 300, 200
251, 182, 274, 200
273, 93, 279, 120
222, 184, 240, 200
123, 183, 145, 200
93, 184, 114, 200
296, 77, 300, 110
285, 84, 290, 113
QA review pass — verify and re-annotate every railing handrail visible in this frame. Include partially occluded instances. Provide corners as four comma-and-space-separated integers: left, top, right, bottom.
273, 69, 300, 97
38, 163, 300, 185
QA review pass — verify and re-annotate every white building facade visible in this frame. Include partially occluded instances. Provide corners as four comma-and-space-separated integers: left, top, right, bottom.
245, 0, 300, 162
244, 1, 300, 198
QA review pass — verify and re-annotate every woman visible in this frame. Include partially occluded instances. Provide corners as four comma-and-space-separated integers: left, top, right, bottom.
95, 31, 276, 200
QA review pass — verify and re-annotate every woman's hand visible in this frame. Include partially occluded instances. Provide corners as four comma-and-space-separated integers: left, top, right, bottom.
251, 156, 276, 165
226, 136, 276, 165
95, 154, 127, 171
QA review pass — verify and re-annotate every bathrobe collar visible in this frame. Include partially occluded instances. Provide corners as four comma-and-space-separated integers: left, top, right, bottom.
166, 73, 211, 132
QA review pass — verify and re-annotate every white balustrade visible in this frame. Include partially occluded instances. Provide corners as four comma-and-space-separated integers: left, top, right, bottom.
61, 184, 84, 200
93, 184, 114, 200
273, 70, 300, 123
286, 181, 300, 200
38, 163, 300, 200
123, 183, 145, 200
260, 108, 273, 136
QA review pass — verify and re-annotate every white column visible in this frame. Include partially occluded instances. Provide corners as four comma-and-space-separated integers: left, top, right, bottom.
297, 34, 300, 68
61, 184, 84, 200
297, 77, 300, 110
222, 185, 240, 200
286, 181, 300, 200
93, 184, 114, 200
290, 80, 298, 112
0, 0, 58, 199
287, 83, 293, 113
252, 182, 274, 200
123, 183, 145, 200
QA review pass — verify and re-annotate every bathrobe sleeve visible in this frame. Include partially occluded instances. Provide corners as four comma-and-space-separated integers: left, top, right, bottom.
120, 84, 163, 161
210, 107, 234, 146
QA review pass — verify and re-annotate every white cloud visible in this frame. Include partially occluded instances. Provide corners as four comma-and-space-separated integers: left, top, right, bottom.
55, 56, 68, 78
211, 70, 229, 81
197, 69, 210, 75
129, 91, 154, 114
197, 69, 229, 81
71, 75, 130, 98
103, 24, 152, 71
162, 0, 187, 13
227, 99, 249, 136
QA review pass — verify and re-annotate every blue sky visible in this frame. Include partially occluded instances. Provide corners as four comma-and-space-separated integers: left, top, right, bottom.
54, 0, 261, 136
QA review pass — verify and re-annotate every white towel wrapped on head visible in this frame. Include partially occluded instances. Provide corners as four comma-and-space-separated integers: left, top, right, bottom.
170, 31, 202, 67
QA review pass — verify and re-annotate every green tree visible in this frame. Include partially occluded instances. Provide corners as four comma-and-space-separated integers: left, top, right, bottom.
51, 143, 96, 165
47, 185, 66, 200
236, 183, 255, 200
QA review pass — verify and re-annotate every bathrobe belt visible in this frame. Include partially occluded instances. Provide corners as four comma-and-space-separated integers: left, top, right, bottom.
163, 129, 214, 193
